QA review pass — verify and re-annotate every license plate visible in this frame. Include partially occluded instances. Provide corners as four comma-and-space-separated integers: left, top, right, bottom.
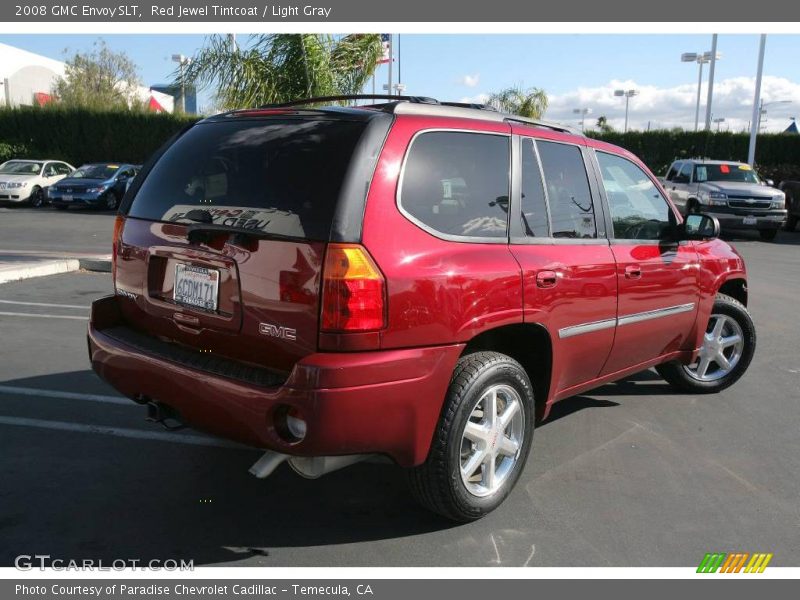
62, 195, 72, 202
743, 216, 757, 225
174, 264, 219, 311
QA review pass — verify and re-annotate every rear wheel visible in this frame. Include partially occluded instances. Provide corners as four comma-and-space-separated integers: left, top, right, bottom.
406, 351, 535, 522
759, 228, 778, 241
656, 293, 755, 393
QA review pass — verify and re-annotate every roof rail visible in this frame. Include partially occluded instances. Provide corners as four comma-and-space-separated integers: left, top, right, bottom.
263, 94, 440, 108
440, 101, 499, 112
503, 116, 580, 135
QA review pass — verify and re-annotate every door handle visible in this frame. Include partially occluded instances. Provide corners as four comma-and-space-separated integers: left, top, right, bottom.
624, 265, 642, 279
536, 270, 558, 288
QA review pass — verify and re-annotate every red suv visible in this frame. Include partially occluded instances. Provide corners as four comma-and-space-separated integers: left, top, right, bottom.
88, 96, 756, 521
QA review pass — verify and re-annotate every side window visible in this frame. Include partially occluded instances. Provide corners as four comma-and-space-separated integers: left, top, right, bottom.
537, 141, 596, 239
675, 162, 692, 183
400, 131, 510, 238
665, 163, 680, 181
57, 163, 71, 175
520, 138, 549, 237
597, 152, 673, 241
43, 163, 57, 177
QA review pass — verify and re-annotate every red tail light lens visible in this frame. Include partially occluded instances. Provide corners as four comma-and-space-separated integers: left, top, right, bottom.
111, 215, 125, 284
320, 244, 386, 332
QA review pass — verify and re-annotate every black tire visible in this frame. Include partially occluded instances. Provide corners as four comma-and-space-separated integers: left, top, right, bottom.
406, 351, 535, 522
55, 204, 68, 211
29, 186, 45, 208
656, 293, 756, 394
686, 199, 699, 215
785, 214, 798, 232
759, 228, 778, 241
105, 192, 120, 211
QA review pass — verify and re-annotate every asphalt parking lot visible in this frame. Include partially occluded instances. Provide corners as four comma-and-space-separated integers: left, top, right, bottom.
0, 210, 798, 567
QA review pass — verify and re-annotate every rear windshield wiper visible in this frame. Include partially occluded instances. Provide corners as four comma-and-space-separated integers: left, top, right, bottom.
185, 222, 299, 244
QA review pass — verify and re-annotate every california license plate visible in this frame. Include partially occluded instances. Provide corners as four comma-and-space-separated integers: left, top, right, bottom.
743, 216, 757, 225
174, 264, 219, 311
62, 195, 73, 202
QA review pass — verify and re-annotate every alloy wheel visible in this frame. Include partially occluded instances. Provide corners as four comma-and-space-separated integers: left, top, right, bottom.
683, 313, 745, 382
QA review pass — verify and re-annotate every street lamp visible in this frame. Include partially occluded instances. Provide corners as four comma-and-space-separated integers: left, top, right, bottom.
758, 99, 792, 131
572, 107, 592, 132
171, 54, 192, 113
682, 50, 722, 131
712, 117, 725, 132
613, 89, 638, 133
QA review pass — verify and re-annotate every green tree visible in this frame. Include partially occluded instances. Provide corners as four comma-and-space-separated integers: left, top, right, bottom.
487, 86, 549, 119
53, 40, 144, 110
596, 115, 614, 133
178, 34, 384, 109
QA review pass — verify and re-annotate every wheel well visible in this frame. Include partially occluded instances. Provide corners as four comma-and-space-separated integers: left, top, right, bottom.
719, 278, 748, 306
461, 324, 552, 421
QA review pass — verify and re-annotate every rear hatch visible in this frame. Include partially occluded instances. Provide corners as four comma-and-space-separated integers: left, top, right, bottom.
114, 111, 390, 374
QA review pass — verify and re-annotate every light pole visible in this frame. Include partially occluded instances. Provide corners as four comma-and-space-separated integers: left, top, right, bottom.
713, 117, 725, 132
704, 34, 719, 130
748, 35, 767, 166
758, 99, 792, 131
613, 89, 638, 133
681, 50, 722, 131
572, 107, 591, 132
171, 54, 192, 113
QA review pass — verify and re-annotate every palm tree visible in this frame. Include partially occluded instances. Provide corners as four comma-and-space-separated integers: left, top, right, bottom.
487, 86, 549, 119
177, 34, 383, 110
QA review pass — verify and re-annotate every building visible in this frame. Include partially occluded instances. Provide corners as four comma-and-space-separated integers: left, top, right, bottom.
0, 42, 174, 112
151, 83, 197, 114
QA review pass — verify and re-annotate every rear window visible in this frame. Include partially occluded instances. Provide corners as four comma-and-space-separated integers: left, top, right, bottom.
128, 118, 368, 241
399, 131, 510, 239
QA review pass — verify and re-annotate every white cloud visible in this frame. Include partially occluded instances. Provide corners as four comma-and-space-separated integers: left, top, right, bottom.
459, 93, 490, 104
460, 73, 480, 88
544, 76, 800, 133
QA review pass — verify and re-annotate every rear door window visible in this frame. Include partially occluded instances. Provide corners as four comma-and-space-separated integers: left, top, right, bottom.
127, 118, 368, 241
399, 131, 510, 239
536, 141, 596, 239
520, 138, 550, 237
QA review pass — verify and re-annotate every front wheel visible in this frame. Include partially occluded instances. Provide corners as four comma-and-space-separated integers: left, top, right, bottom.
29, 186, 45, 208
784, 214, 798, 232
105, 192, 120, 211
406, 351, 535, 522
656, 293, 756, 394
759, 228, 778, 241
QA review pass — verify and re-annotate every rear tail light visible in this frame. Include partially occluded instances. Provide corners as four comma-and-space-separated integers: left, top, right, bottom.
320, 243, 386, 332
111, 215, 125, 284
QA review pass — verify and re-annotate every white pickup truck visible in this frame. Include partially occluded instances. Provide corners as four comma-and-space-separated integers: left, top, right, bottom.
660, 158, 787, 241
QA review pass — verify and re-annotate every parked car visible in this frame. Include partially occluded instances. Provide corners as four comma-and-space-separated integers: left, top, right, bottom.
662, 158, 786, 241
779, 180, 800, 231
0, 159, 74, 207
88, 97, 756, 521
48, 163, 139, 211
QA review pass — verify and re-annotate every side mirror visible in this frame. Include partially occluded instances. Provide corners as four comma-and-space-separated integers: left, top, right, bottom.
682, 213, 720, 241
764, 179, 774, 187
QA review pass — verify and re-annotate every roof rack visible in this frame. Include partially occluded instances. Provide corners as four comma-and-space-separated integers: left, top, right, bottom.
255, 94, 581, 136
263, 94, 439, 108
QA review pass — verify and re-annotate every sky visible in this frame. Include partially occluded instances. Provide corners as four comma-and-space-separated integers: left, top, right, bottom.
2, 33, 800, 132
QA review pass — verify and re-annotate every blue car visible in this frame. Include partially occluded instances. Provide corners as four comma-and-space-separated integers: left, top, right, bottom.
48, 163, 139, 211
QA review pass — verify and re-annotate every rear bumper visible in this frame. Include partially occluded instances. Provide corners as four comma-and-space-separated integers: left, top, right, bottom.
88, 295, 463, 467
704, 209, 787, 230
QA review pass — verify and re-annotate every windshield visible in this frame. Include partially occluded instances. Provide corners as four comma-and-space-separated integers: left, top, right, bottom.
695, 163, 760, 184
127, 118, 368, 241
0, 161, 42, 175
70, 164, 120, 180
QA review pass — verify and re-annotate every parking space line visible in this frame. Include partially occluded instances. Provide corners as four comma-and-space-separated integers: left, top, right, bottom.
0, 416, 250, 450
0, 385, 130, 405
0, 299, 89, 310
0, 311, 87, 320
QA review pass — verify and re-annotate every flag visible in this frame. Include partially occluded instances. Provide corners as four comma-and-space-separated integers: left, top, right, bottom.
378, 34, 391, 64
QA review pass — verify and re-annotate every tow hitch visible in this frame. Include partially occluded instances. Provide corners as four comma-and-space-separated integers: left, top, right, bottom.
141, 397, 186, 431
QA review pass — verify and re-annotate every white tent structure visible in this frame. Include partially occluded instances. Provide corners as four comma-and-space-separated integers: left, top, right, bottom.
0, 42, 174, 112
